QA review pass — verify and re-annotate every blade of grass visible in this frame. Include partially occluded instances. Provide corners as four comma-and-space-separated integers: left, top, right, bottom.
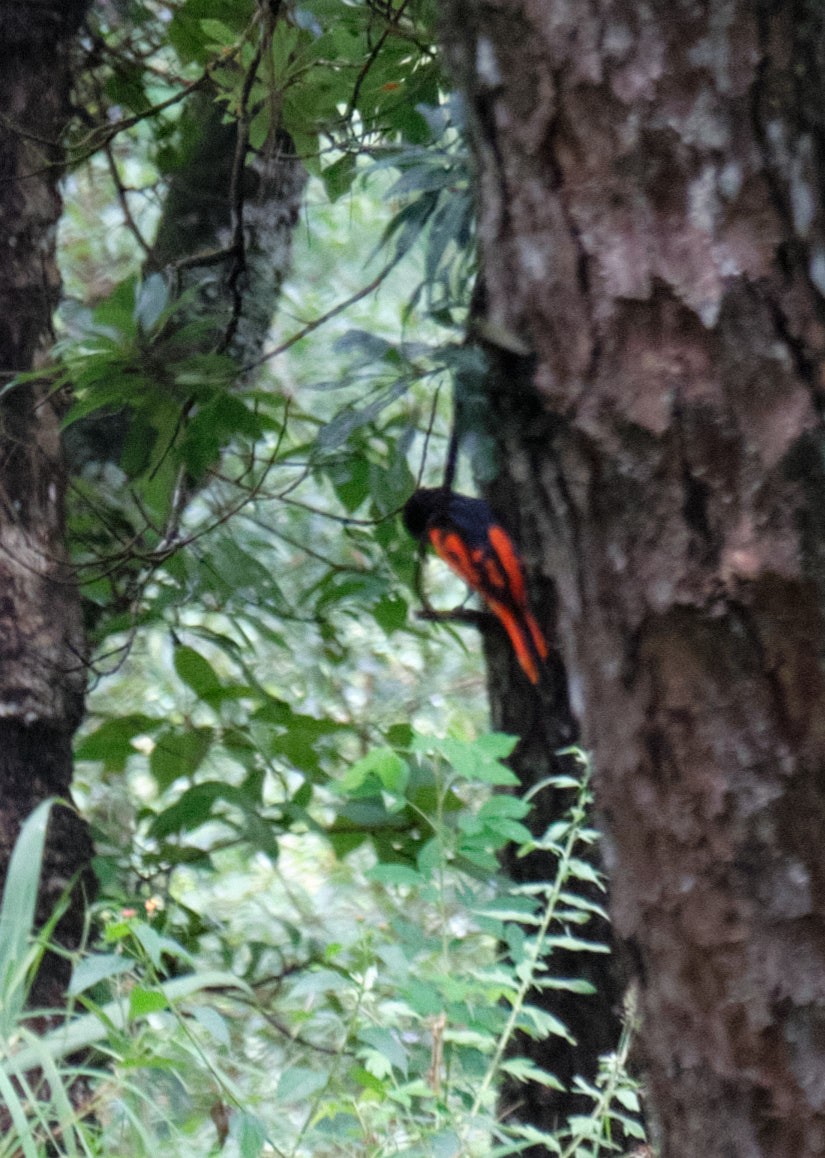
0, 1064, 39, 1158
0, 799, 55, 1037
2, 969, 252, 1075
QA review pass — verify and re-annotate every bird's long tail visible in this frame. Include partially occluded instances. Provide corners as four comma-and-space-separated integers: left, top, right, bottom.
488, 599, 549, 685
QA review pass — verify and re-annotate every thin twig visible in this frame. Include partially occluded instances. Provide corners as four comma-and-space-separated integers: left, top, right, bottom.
104, 143, 152, 256
219, 35, 266, 354
346, 0, 413, 118
243, 264, 396, 372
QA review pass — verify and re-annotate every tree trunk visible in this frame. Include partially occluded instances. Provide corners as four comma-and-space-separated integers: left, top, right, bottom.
442, 2, 825, 1154
147, 89, 307, 369
67, 83, 306, 480
0, 3, 94, 1007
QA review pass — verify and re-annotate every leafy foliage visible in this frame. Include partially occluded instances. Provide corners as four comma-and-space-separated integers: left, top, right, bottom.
3, 754, 643, 1156
56, 70, 474, 664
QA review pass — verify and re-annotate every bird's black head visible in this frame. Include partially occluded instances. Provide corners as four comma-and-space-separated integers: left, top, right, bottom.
402, 487, 447, 539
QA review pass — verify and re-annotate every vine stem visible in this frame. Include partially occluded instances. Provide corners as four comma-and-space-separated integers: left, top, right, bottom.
558, 983, 639, 1158
465, 769, 592, 1126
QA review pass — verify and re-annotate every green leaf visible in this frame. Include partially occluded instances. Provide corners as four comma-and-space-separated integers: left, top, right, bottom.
148, 780, 233, 839
68, 954, 134, 996
368, 455, 416, 516
248, 104, 273, 152
474, 732, 519, 760
199, 17, 239, 46
276, 1067, 327, 1103
134, 273, 169, 333
351, 1066, 386, 1094
330, 456, 370, 512
537, 977, 597, 994
105, 63, 151, 114
518, 1005, 575, 1041
86, 273, 139, 336
75, 715, 157, 771
386, 722, 413, 748
499, 1057, 565, 1089
611, 1113, 647, 1139
230, 1111, 268, 1158
180, 394, 263, 478
333, 329, 393, 363
270, 23, 302, 80
341, 748, 409, 794
358, 1027, 407, 1076
133, 922, 194, 970
255, 704, 344, 775
168, 0, 256, 63
431, 1130, 461, 1157
289, 968, 351, 1001
150, 726, 213, 789
0, 800, 53, 1034
366, 864, 423, 887
322, 153, 357, 200
545, 935, 610, 954
0, 1066, 37, 1158
415, 734, 519, 786
191, 1004, 231, 1046
416, 836, 442, 879
565, 857, 605, 884
477, 795, 530, 820
129, 986, 169, 1017
373, 594, 407, 634
488, 818, 533, 843
120, 410, 160, 476
317, 379, 409, 451
615, 1087, 641, 1112
404, 978, 445, 1017
174, 645, 223, 700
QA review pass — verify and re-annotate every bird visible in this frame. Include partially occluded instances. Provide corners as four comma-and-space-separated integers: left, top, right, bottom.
403, 487, 549, 684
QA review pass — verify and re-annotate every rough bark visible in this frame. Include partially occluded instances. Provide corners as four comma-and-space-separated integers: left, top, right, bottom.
442, 1, 825, 1154
147, 88, 307, 370
0, 1, 94, 1006
67, 86, 307, 478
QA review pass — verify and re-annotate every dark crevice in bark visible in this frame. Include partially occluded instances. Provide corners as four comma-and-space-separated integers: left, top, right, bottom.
473, 89, 514, 233
751, 5, 825, 416
473, 342, 628, 1146
681, 469, 713, 547
766, 292, 825, 415
728, 593, 811, 750
672, 397, 718, 562
784, 433, 825, 605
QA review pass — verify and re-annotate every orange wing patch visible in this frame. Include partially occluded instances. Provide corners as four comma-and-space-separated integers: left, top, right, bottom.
487, 525, 527, 604
429, 529, 478, 590
429, 523, 549, 684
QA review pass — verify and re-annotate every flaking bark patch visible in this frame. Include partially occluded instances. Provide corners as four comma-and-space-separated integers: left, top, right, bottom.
441, 0, 825, 1151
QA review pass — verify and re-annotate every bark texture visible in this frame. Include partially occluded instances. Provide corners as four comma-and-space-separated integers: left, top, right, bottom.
0, 1, 94, 1005
442, 2, 825, 1154
147, 89, 307, 370
67, 88, 307, 477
